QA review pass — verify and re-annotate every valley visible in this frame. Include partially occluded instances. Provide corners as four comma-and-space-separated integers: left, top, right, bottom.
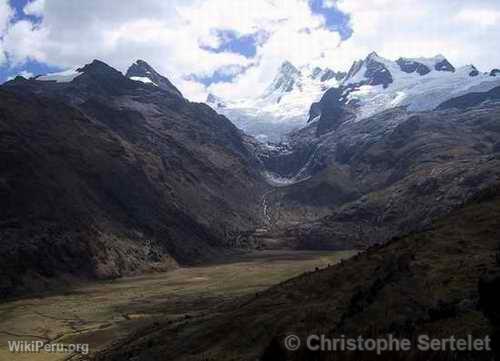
90, 184, 500, 361
0, 250, 355, 361
1, 53, 500, 361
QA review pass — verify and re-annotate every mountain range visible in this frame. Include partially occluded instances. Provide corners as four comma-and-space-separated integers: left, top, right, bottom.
1, 53, 500, 360
208, 53, 500, 142
1, 54, 500, 298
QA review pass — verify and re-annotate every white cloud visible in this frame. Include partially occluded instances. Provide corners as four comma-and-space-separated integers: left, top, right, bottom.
2, 0, 268, 99
3, 20, 48, 64
0, 0, 14, 65
199, 0, 500, 99
0, 0, 11, 31
329, 0, 500, 71
454, 8, 500, 27
1, 0, 500, 100
24, 0, 46, 17
202, 0, 344, 99
322, 0, 337, 9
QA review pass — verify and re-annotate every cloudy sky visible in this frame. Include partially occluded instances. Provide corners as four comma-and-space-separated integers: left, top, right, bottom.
0, 0, 500, 101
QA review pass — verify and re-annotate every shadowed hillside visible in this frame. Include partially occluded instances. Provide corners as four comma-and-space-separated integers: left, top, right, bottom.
91, 185, 500, 361
0, 61, 268, 298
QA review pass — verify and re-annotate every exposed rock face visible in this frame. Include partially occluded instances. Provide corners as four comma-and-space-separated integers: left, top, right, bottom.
319, 68, 346, 82
0, 60, 267, 298
125, 59, 183, 98
396, 58, 431, 75
363, 52, 394, 88
311, 87, 356, 136
435, 58, 456, 72
491, 69, 500, 77
344, 59, 364, 81
345, 52, 393, 88
469, 65, 480, 77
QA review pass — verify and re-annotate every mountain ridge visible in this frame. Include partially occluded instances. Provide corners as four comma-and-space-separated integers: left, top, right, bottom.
208, 53, 500, 142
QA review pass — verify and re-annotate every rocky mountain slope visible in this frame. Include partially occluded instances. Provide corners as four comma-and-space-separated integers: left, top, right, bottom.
254, 101, 500, 250
90, 183, 500, 361
240, 55, 500, 251
0, 60, 268, 298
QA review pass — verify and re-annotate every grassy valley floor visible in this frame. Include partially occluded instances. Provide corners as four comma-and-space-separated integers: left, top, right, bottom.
0, 250, 355, 361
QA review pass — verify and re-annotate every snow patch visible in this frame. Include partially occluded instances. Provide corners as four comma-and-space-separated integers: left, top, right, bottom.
130, 76, 158, 86
263, 171, 298, 187
37, 68, 83, 83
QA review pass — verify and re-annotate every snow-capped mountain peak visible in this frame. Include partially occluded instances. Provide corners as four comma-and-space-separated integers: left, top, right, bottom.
344, 52, 393, 88
207, 52, 500, 142
264, 61, 302, 97
315, 53, 500, 125
207, 61, 345, 142
344, 53, 459, 89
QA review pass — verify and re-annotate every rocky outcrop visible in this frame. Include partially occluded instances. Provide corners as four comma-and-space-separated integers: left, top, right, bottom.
396, 58, 431, 75
363, 52, 394, 88
126, 59, 184, 98
344, 52, 394, 88
435, 58, 456, 72
313, 87, 356, 136
491, 69, 500, 77
469, 65, 480, 77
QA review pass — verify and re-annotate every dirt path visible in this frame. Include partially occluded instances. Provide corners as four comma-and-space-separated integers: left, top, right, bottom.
0, 250, 355, 361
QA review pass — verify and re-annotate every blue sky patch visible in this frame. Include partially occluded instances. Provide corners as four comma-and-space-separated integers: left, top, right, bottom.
309, 0, 352, 40
188, 63, 254, 86
0, 60, 61, 83
0, 0, 47, 83
189, 71, 236, 86
10, 0, 42, 23
201, 29, 269, 58
1, 0, 353, 86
